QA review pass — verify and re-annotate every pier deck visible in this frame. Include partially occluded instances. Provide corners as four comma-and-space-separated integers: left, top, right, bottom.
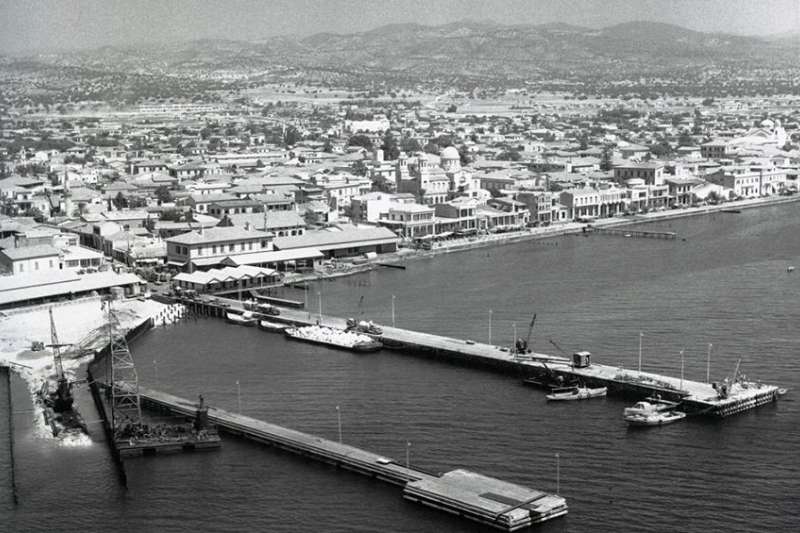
137, 387, 567, 530
181, 296, 781, 418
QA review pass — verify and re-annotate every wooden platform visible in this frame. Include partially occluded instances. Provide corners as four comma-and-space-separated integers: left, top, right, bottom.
138, 387, 567, 530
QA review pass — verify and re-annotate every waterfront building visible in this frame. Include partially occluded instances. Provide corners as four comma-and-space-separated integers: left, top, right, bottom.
377, 203, 436, 238
165, 224, 274, 271
434, 198, 478, 234
614, 162, 666, 186
272, 225, 399, 259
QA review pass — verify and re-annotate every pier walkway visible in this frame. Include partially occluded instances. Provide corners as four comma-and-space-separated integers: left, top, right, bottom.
138, 387, 567, 531
180, 296, 781, 418
588, 226, 677, 239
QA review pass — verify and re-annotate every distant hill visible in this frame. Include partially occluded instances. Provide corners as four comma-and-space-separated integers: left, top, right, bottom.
3, 20, 799, 100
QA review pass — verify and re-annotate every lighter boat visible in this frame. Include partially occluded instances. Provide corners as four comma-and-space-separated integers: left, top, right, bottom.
625, 410, 686, 426
285, 325, 382, 353
546, 386, 607, 401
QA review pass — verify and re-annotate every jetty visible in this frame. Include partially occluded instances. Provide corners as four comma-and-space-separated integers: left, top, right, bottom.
137, 387, 568, 531
587, 226, 677, 239
179, 296, 781, 418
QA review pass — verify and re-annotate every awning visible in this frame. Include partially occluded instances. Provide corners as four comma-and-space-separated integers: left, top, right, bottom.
435, 231, 454, 239
166, 260, 186, 267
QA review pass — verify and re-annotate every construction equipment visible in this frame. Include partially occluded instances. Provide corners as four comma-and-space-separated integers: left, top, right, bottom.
514, 314, 537, 354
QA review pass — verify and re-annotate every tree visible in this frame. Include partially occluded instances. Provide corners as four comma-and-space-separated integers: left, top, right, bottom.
497, 150, 521, 161
348, 135, 373, 150
154, 185, 172, 205
283, 126, 301, 146
600, 145, 613, 172
113, 192, 129, 210
160, 209, 183, 222
322, 140, 333, 153
380, 131, 400, 160
400, 135, 422, 153
351, 159, 368, 177
24, 207, 47, 223
678, 130, 694, 147
446, 104, 458, 113
458, 144, 471, 167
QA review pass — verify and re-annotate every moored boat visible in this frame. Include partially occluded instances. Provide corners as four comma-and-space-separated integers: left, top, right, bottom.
226, 311, 258, 326
623, 398, 680, 417
546, 386, 607, 401
259, 319, 288, 332
285, 325, 382, 353
625, 410, 686, 426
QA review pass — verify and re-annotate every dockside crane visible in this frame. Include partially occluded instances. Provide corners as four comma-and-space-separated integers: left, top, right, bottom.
514, 314, 537, 354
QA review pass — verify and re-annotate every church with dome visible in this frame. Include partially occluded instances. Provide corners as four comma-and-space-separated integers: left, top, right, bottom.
394, 147, 482, 205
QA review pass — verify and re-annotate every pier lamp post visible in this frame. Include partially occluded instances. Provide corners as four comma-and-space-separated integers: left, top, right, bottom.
406, 441, 411, 481
336, 404, 342, 444
556, 452, 560, 495
512, 322, 517, 345
305, 282, 309, 318
236, 379, 241, 414
638, 332, 643, 375
317, 291, 322, 324
392, 295, 396, 328
707, 343, 712, 383
489, 310, 493, 346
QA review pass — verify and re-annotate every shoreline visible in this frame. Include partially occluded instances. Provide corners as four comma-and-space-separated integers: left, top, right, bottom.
284, 194, 800, 283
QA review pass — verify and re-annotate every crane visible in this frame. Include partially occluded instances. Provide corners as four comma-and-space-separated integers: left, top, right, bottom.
515, 314, 537, 354
45, 308, 75, 413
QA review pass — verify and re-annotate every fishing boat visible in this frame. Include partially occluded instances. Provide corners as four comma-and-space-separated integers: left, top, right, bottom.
226, 311, 258, 326
625, 410, 686, 426
546, 386, 607, 401
285, 325, 382, 353
259, 319, 288, 332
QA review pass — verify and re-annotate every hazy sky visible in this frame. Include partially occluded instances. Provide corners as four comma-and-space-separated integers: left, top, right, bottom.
1, 0, 798, 54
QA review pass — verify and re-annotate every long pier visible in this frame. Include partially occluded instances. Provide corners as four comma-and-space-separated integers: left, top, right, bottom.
588, 226, 677, 239
179, 296, 781, 418
137, 387, 567, 531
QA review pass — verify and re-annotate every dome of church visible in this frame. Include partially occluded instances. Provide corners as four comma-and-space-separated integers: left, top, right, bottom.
440, 146, 460, 161
760, 118, 775, 129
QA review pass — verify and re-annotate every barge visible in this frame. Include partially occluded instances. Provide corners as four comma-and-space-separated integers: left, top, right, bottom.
284, 325, 382, 353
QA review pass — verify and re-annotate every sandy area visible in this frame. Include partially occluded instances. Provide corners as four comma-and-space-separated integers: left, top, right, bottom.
0, 296, 179, 413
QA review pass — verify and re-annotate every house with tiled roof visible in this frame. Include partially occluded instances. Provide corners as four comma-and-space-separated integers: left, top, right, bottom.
164, 224, 274, 271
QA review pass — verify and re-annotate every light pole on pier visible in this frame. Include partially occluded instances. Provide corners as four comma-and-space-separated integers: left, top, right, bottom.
707, 343, 712, 383
392, 295, 396, 328
512, 322, 517, 345
336, 404, 342, 444
489, 310, 493, 346
680, 349, 685, 390
305, 282, 309, 318
638, 332, 643, 375
406, 441, 411, 481
556, 452, 560, 495
317, 291, 322, 324
236, 379, 242, 414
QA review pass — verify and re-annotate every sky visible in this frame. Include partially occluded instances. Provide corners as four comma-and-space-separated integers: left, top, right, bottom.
1, 0, 798, 54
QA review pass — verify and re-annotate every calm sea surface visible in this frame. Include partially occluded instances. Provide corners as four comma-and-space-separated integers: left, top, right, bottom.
3, 203, 800, 532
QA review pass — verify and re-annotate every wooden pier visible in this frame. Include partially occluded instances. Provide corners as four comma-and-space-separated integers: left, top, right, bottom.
179, 296, 781, 418
588, 227, 677, 239
137, 387, 568, 531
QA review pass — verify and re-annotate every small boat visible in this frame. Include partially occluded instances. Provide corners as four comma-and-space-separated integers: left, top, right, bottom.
226, 311, 258, 326
625, 410, 686, 426
777, 388, 788, 396
624, 233, 632, 238
788, 267, 795, 272
623, 399, 680, 417
546, 386, 607, 401
259, 319, 287, 332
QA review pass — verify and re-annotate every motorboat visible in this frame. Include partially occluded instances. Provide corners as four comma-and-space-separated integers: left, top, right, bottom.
546, 386, 607, 401
623, 398, 680, 417
226, 311, 258, 326
625, 410, 686, 426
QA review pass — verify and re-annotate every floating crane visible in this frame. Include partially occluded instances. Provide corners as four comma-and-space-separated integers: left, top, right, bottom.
39, 308, 87, 436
